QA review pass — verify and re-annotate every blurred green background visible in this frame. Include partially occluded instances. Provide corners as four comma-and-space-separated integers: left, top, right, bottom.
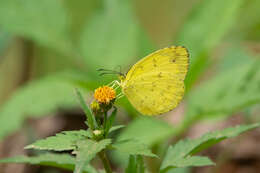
0, 0, 260, 173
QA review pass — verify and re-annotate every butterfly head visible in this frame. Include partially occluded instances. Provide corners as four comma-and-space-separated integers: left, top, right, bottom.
119, 74, 126, 82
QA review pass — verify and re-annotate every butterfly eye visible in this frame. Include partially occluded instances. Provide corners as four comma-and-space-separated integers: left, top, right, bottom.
119, 75, 125, 81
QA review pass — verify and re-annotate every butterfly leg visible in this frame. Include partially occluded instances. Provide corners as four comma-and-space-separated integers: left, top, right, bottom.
113, 80, 122, 89
107, 80, 121, 91
107, 80, 117, 87
109, 80, 121, 89
116, 92, 124, 99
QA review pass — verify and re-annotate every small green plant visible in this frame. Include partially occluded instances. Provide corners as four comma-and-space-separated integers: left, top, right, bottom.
0, 85, 259, 173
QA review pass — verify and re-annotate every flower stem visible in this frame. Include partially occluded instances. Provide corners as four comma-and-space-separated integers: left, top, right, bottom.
103, 111, 108, 137
104, 111, 108, 127
99, 150, 113, 173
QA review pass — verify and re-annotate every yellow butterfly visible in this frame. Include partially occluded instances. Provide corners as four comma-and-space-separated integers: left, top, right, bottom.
117, 46, 189, 115
99, 46, 189, 115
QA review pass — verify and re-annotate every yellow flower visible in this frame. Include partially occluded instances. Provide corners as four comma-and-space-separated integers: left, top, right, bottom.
94, 86, 116, 104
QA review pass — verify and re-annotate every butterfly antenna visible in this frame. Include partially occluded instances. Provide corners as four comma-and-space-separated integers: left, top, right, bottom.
119, 66, 124, 76
97, 68, 113, 72
97, 68, 123, 76
99, 72, 114, 76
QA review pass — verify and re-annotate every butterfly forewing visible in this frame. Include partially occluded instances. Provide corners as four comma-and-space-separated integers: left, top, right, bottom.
122, 46, 189, 115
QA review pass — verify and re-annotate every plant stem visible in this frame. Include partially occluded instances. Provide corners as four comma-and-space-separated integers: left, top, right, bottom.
99, 150, 113, 173
103, 111, 108, 137
104, 111, 108, 128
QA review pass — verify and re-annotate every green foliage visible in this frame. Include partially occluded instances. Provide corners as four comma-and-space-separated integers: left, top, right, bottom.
217, 46, 254, 71
0, 72, 83, 140
0, 153, 98, 173
76, 89, 97, 130
63, 0, 102, 40
183, 58, 260, 128
125, 155, 145, 173
0, 0, 74, 55
25, 130, 91, 151
229, 0, 260, 41
177, 0, 244, 89
75, 139, 112, 173
0, 31, 10, 55
104, 107, 117, 137
0, 68, 106, 141
161, 155, 214, 173
111, 117, 173, 166
160, 123, 260, 172
166, 168, 191, 173
116, 97, 140, 118
118, 117, 175, 146
113, 139, 157, 157
108, 125, 125, 133
79, 0, 153, 72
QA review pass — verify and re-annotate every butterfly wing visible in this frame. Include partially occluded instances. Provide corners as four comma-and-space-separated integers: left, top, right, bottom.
122, 46, 189, 115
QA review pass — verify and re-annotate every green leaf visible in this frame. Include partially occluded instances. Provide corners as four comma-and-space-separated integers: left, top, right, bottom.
75, 139, 112, 173
183, 59, 260, 128
76, 89, 97, 130
125, 155, 145, 173
79, 0, 153, 72
109, 125, 125, 133
63, 0, 102, 40
161, 155, 213, 173
229, 0, 260, 41
166, 168, 191, 173
0, 31, 11, 55
177, 0, 244, 89
113, 139, 157, 158
0, 72, 83, 141
105, 107, 117, 136
0, 153, 98, 173
125, 155, 137, 173
118, 117, 175, 146
116, 97, 140, 118
136, 155, 145, 173
110, 97, 174, 167
25, 130, 91, 151
0, 0, 74, 55
160, 123, 260, 172
217, 46, 254, 72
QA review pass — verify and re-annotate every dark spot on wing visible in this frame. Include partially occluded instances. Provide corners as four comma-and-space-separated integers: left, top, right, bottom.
152, 82, 156, 88
158, 72, 162, 78
139, 65, 144, 70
